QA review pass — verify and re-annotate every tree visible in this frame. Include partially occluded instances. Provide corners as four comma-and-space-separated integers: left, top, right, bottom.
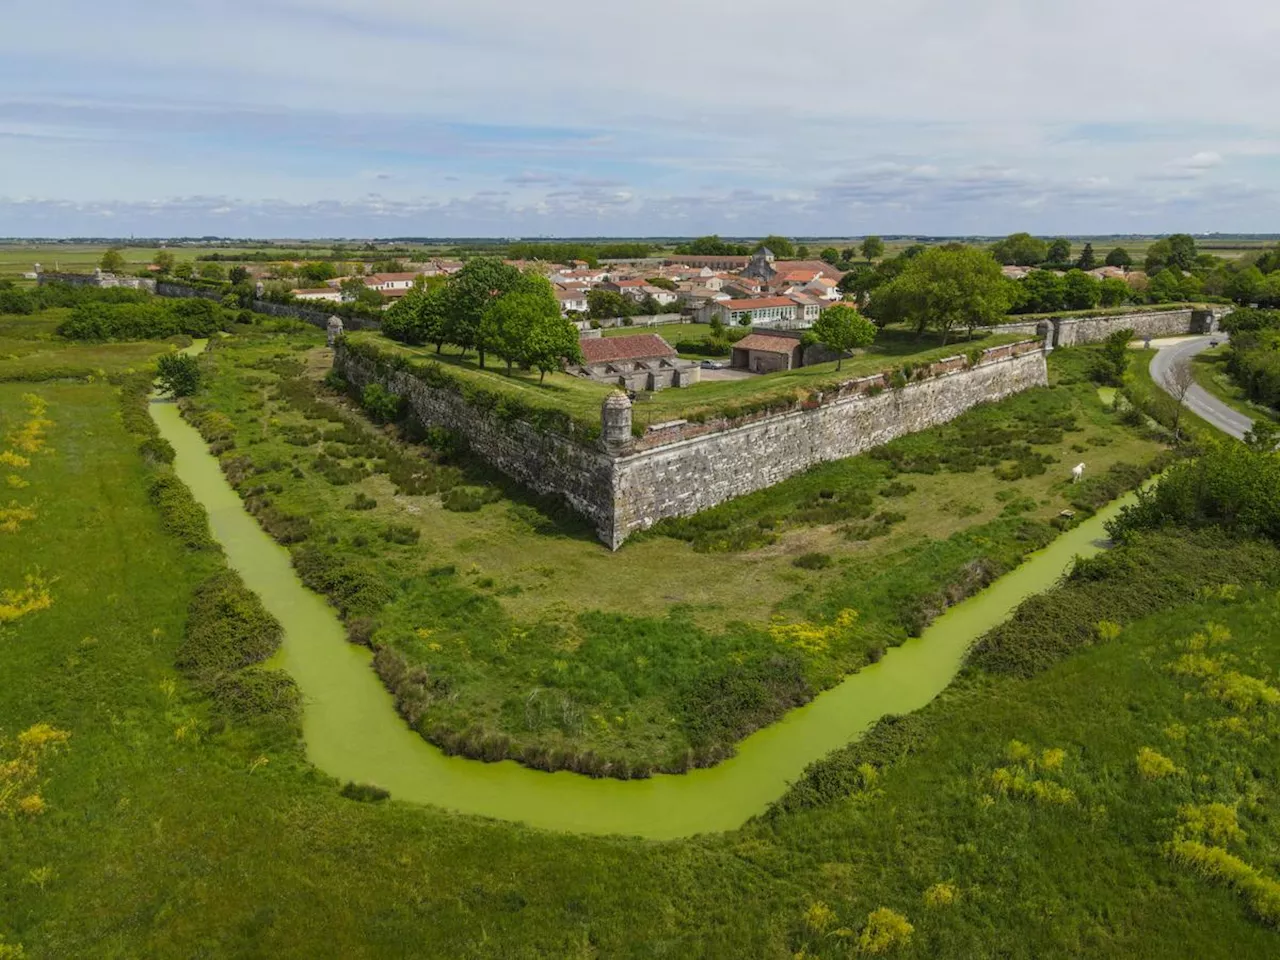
198, 262, 225, 282
1099, 277, 1131, 307
1167, 234, 1198, 271
153, 250, 175, 275
156, 352, 201, 398
100, 248, 126, 273
1046, 238, 1072, 264
587, 289, 631, 320
738, 310, 753, 327
383, 284, 449, 350
480, 274, 563, 375
1227, 266, 1266, 306
1163, 361, 1196, 444
340, 277, 384, 310
1063, 270, 1101, 310
1244, 418, 1280, 453
228, 265, 250, 285
1076, 243, 1097, 271
299, 261, 338, 284
860, 236, 885, 261
1098, 328, 1135, 386
756, 235, 795, 258
675, 235, 747, 256
990, 232, 1048, 266
445, 257, 522, 366
840, 247, 857, 263
1021, 270, 1066, 313
173, 261, 194, 280
820, 247, 841, 265
1105, 247, 1133, 269
523, 308, 583, 382
645, 276, 677, 291
870, 246, 1011, 344
796, 245, 810, 259
1147, 268, 1185, 303
810, 304, 877, 371
708, 315, 726, 340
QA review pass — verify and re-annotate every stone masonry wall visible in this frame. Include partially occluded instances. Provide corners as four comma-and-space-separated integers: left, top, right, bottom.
335, 341, 1047, 548
1054, 308, 1199, 347
334, 346, 618, 539
609, 349, 1049, 544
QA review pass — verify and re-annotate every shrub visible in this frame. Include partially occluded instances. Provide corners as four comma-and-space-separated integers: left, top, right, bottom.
156, 352, 201, 397
361, 382, 404, 424
346, 491, 377, 510
1136, 746, 1178, 780
879, 480, 915, 498
380, 523, 421, 545
923, 882, 958, 908
340, 781, 391, 803
442, 485, 501, 512
147, 473, 215, 549
292, 546, 395, 617
858, 908, 913, 955
792, 552, 832, 570
178, 571, 283, 679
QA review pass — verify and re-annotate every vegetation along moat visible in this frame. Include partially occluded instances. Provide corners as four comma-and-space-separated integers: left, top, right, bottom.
5, 278, 1280, 958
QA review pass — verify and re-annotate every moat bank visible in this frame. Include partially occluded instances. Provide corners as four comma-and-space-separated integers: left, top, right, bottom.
150, 392, 1139, 839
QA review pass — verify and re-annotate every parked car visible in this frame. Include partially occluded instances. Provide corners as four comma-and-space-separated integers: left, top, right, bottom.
700, 360, 727, 370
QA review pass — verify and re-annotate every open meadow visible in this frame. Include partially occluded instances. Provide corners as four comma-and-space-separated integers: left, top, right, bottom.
3, 299, 1280, 957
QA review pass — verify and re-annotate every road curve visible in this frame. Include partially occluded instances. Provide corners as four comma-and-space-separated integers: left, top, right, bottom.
1148, 336, 1253, 440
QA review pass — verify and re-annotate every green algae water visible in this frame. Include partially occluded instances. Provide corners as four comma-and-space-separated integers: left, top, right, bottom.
151, 378, 1136, 840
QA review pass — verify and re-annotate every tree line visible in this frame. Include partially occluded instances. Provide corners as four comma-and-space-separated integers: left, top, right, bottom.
380, 258, 582, 381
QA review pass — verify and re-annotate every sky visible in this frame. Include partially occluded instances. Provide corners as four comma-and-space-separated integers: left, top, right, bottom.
3, 0, 1280, 238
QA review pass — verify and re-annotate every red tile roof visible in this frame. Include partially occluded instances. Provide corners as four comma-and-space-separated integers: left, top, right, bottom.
733, 333, 799, 354
722, 297, 797, 310
579, 334, 677, 364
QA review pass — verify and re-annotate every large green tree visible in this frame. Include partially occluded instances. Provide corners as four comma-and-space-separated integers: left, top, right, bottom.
523, 308, 584, 382
100, 248, 126, 273
1145, 234, 1197, 274
1063, 269, 1101, 310
870, 245, 1012, 343
445, 257, 522, 365
1076, 243, 1097, 271
820, 247, 841, 265
990, 232, 1048, 266
1105, 247, 1133, 269
810, 304, 877, 370
860, 236, 885, 261
1021, 270, 1066, 313
1046, 238, 1072, 264
480, 274, 565, 375
756, 235, 796, 258
153, 250, 175, 274
1099, 277, 1131, 307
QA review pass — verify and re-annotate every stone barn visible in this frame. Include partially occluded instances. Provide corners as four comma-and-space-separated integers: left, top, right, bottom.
570, 333, 701, 391
731, 332, 804, 373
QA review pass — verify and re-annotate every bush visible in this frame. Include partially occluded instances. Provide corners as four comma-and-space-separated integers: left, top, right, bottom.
156, 352, 201, 397
178, 571, 283, 679
147, 473, 215, 549
361, 382, 404, 424
346, 492, 377, 511
292, 545, 395, 617
340, 781, 391, 803
792, 552, 833, 570
442, 485, 501, 512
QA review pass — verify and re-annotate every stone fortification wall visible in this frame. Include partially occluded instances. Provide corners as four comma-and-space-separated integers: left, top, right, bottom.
333, 346, 618, 540
38, 271, 156, 292
609, 347, 1048, 544
335, 339, 1047, 548
1053, 308, 1212, 347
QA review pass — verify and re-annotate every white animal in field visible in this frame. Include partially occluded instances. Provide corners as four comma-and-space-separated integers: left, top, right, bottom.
1072, 462, 1086, 484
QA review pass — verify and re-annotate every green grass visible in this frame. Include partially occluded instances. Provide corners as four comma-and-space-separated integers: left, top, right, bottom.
180, 334, 1166, 776
356, 326, 1027, 433
1124, 347, 1219, 442
5, 363, 1280, 956
0, 308, 176, 380
1192, 346, 1278, 423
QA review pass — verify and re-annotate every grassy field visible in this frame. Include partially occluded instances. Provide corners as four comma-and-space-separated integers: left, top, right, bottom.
177, 329, 1169, 775
356, 326, 1028, 434
0, 308, 177, 380
1192, 345, 1279, 423
4, 340, 1280, 955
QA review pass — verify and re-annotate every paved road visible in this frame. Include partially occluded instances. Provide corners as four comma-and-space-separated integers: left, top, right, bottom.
1148, 335, 1253, 440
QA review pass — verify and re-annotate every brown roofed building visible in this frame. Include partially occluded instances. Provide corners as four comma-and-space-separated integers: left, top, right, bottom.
570, 333, 700, 391
731, 332, 804, 373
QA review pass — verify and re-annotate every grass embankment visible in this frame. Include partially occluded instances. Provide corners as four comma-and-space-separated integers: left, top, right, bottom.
5, 346, 1280, 955
1193, 345, 1279, 423
182, 333, 1166, 776
351, 326, 1026, 434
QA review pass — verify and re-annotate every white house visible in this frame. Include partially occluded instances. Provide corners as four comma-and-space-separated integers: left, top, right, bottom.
555, 285, 590, 315
291, 287, 343, 302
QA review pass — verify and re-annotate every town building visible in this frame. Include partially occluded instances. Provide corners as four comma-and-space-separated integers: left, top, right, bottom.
291, 287, 343, 302
569, 333, 701, 391
696, 295, 825, 329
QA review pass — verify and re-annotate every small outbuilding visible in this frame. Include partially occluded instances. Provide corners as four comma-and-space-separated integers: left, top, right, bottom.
731, 332, 804, 373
